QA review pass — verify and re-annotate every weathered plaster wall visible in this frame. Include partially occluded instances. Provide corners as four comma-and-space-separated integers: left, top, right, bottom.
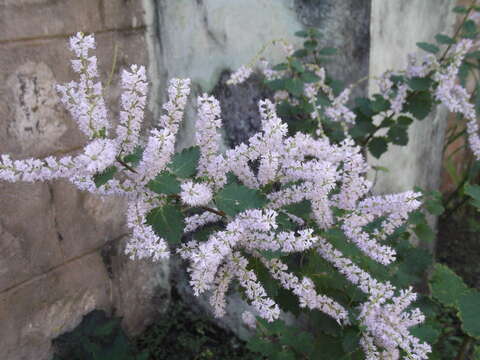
0, 2, 168, 359
368, 0, 456, 194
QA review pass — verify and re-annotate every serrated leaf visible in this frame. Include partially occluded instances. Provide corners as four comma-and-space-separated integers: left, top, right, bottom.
285, 78, 304, 97
266, 78, 287, 91
397, 116, 414, 127
93, 166, 117, 188
465, 183, 480, 209
280, 330, 315, 356
435, 34, 455, 45
368, 137, 388, 158
123, 146, 144, 166
453, 5, 468, 13
272, 63, 289, 71
290, 58, 305, 73
318, 47, 337, 56
430, 264, 468, 308
342, 329, 360, 353
247, 337, 282, 357
294, 30, 309, 38
146, 204, 185, 245
293, 49, 308, 58
407, 77, 434, 91
413, 222, 435, 243
404, 91, 432, 120
304, 39, 318, 50
463, 20, 477, 37
301, 71, 320, 83
282, 199, 312, 219
147, 171, 181, 195
458, 291, 480, 338
371, 94, 390, 113
416, 42, 440, 54
387, 125, 409, 145
214, 183, 267, 216
410, 325, 441, 344
168, 146, 200, 178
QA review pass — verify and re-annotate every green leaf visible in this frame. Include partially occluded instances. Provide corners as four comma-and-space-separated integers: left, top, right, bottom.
458, 290, 480, 338
407, 77, 434, 91
342, 329, 360, 353
282, 199, 312, 219
146, 204, 185, 245
435, 33, 455, 45
294, 30, 309, 38
304, 39, 318, 50
273, 63, 289, 71
397, 116, 414, 127
266, 78, 287, 91
285, 78, 304, 97
147, 171, 181, 195
318, 47, 337, 56
404, 91, 432, 120
293, 49, 308, 58
290, 58, 305, 73
123, 146, 144, 166
463, 20, 477, 37
168, 146, 200, 178
430, 264, 469, 308
93, 166, 117, 188
301, 71, 321, 83
371, 94, 390, 113
247, 337, 282, 357
93, 318, 120, 336
465, 183, 480, 209
387, 125, 409, 146
425, 194, 444, 215
368, 137, 388, 158
453, 5, 468, 13
280, 330, 315, 356
410, 325, 441, 344
416, 42, 440, 54
215, 183, 267, 217
413, 222, 435, 243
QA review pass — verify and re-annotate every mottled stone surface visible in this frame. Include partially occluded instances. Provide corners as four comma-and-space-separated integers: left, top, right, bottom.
0, 3, 165, 360
0, 253, 112, 360
368, 0, 456, 194
212, 72, 272, 147
294, 0, 371, 98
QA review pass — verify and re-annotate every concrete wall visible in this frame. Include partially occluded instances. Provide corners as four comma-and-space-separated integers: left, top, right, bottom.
368, 0, 456, 194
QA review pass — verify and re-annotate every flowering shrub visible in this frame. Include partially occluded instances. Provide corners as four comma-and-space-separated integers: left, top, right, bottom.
3, 4, 480, 360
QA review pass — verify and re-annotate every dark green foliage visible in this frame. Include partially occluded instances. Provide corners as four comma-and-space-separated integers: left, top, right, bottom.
93, 166, 117, 187
146, 204, 185, 245
416, 42, 440, 54
135, 290, 258, 360
168, 146, 200, 178
52, 310, 148, 360
368, 137, 388, 158
215, 182, 267, 216
147, 171, 181, 195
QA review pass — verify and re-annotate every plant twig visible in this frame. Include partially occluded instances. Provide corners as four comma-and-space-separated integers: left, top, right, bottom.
116, 156, 138, 173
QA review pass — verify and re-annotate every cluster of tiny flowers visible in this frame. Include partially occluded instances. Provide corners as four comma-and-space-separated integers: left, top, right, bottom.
359, 288, 430, 360
430, 39, 480, 159
0, 33, 432, 359
57, 32, 110, 139
117, 65, 148, 154
226, 65, 253, 85
180, 181, 213, 206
